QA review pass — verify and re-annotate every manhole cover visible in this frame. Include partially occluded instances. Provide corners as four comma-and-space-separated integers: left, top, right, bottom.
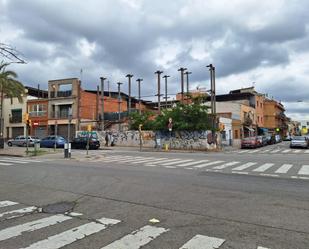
42, 202, 75, 214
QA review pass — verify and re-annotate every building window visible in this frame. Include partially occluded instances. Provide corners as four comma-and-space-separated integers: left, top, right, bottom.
29, 104, 47, 117
10, 109, 22, 123
234, 130, 239, 139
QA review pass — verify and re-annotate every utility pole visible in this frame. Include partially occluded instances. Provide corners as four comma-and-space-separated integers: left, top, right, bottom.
117, 82, 123, 131
163, 75, 170, 109
136, 78, 143, 114
178, 67, 187, 102
155, 70, 163, 114
207, 64, 216, 138
100, 77, 106, 131
126, 74, 133, 114
184, 71, 192, 102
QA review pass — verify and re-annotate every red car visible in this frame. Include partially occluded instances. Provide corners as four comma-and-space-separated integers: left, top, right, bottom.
241, 137, 260, 149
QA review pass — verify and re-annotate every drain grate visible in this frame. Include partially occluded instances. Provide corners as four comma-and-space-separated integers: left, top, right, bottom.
42, 202, 75, 214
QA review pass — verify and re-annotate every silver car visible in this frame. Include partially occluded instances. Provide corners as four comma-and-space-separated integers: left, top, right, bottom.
7, 136, 40, 147
290, 136, 309, 149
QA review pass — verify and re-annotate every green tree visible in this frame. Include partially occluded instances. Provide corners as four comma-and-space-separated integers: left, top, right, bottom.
129, 111, 155, 130
0, 63, 25, 140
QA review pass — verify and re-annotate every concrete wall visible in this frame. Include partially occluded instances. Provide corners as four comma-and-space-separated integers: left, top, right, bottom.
97, 130, 218, 150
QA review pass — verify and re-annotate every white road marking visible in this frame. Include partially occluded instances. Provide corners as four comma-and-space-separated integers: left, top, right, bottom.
1, 157, 42, 163
270, 149, 281, 153
159, 159, 191, 166
213, 161, 239, 170
260, 150, 270, 153
253, 163, 274, 172
21, 217, 120, 249
293, 150, 301, 153
238, 150, 249, 153
232, 162, 257, 171
0, 206, 37, 219
232, 171, 249, 175
179, 234, 225, 249
0, 200, 18, 208
298, 165, 309, 175
257, 247, 270, 249
291, 176, 309, 180
282, 149, 291, 153
275, 164, 293, 174
194, 161, 225, 168
0, 159, 27, 164
141, 158, 169, 165
248, 149, 260, 154
100, 225, 168, 249
128, 158, 158, 164
177, 160, 209, 167
0, 161, 13, 165
260, 173, 279, 177
304, 150, 309, 153
0, 214, 72, 241
165, 166, 177, 169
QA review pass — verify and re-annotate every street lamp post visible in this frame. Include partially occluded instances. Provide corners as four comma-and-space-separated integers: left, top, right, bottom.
178, 67, 187, 102
126, 74, 134, 115
136, 78, 143, 114
163, 75, 170, 109
117, 82, 123, 131
184, 71, 192, 101
100, 77, 106, 131
206, 64, 216, 139
155, 71, 163, 114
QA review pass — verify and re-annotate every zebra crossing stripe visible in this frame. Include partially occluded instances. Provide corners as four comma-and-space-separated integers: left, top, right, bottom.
213, 161, 239, 170
293, 150, 301, 153
253, 163, 274, 172
275, 164, 293, 174
305, 150, 309, 153
298, 165, 309, 175
179, 234, 225, 249
0, 214, 73, 241
20, 217, 120, 249
282, 149, 291, 153
238, 150, 249, 153
0, 161, 12, 166
0, 159, 28, 164
232, 162, 257, 171
101, 225, 168, 249
260, 150, 270, 153
0, 200, 18, 208
177, 160, 209, 167
248, 149, 260, 154
270, 149, 281, 153
194, 161, 225, 168
257, 247, 270, 249
0, 206, 37, 219
1, 157, 42, 163
159, 159, 190, 166
128, 158, 157, 163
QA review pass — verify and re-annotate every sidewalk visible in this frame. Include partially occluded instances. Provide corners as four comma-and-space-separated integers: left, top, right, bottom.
0, 146, 63, 157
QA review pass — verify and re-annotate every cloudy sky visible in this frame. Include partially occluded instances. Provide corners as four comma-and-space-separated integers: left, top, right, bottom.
1, 0, 309, 120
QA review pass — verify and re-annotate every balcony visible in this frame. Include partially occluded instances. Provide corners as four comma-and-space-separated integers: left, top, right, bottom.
50, 110, 73, 119
9, 116, 22, 123
50, 90, 72, 98
29, 111, 47, 117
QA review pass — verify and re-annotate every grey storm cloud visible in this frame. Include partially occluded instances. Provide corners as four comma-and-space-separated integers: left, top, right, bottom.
1, 0, 309, 118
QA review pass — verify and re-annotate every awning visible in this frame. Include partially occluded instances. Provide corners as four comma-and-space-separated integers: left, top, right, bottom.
53, 102, 74, 105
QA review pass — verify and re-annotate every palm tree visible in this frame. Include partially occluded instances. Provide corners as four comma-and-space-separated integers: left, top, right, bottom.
0, 63, 25, 146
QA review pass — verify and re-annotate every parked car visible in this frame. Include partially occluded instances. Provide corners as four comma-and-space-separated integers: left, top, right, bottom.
261, 136, 269, 146
241, 137, 259, 149
71, 136, 100, 150
7, 136, 40, 147
283, 135, 292, 141
256, 136, 263, 147
290, 136, 309, 149
40, 135, 66, 148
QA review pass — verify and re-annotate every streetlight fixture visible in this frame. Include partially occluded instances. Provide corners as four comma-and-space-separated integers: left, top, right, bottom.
100, 76, 106, 130
184, 71, 192, 102
178, 67, 187, 102
155, 70, 163, 114
136, 78, 143, 114
126, 74, 134, 114
117, 82, 123, 131
163, 75, 170, 109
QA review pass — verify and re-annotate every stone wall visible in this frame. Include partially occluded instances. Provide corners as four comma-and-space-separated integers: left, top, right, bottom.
97, 130, 218, 150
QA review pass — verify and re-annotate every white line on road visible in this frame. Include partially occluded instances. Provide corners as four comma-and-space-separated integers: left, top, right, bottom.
270, 149, 281, 153
257, 247, 270, 249
20, 217, 120, 249
304, 150, 309, 153
293, 150, 301, 153
0, 200, 18, 208
282, 149, 291, 153
100, 225, 168, 249
0, 162, 12, 165
260, 150, 270, 153
179, 234, 225, 249
232, 162, 257, 171
0, 206, 37, 219
0, 159, 27, 164
247, 149, 260, 154
1, 157, 43, 163
253, 163, 274, 172
158, 159, 191, 166
213, 161, 239, 170
177, 160, 209, 167
0, 214, 73, 241
238, 150, 249, 153
194, 161, 225, 168
275, 164, 293, 174
298, 165, 309, 175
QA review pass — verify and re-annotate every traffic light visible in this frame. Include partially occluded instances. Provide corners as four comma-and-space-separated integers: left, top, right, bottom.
23, 113, 29, 124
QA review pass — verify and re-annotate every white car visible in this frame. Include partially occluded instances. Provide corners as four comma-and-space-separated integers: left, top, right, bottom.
7, 136, 40, 147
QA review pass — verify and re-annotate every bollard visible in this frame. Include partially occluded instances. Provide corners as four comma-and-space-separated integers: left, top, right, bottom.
64, 143, 69, 158
68, 143, 71, 158
165, 143, 169, 151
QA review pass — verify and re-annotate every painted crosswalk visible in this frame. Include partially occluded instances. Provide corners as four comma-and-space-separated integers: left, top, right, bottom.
0, 199, 273, 248
233, 148, 309, 154
92, 155, 309, 181
0, 157, 49, 167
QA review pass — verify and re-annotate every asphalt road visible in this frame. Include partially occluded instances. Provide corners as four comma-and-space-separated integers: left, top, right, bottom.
0, 142, 308, 248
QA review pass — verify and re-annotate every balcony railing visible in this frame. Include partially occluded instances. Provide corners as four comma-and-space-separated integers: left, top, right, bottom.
50, 111, 73, 119
9, 117, 22, 123
29, 111, 47, 117
50, 90, 72, 98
